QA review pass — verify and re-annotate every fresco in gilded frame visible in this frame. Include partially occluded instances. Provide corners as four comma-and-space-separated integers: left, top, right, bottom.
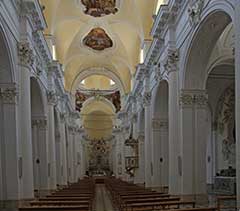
83, 28, 113, 51
81, 0, 118, 17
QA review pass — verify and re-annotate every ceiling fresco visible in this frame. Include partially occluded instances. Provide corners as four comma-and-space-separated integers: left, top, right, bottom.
40, 0, 159, 139
83, 28, 113, 51
81, 0, 118, 17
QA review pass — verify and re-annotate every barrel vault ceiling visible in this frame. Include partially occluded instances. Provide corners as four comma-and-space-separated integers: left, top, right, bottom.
40, 0, 160, 139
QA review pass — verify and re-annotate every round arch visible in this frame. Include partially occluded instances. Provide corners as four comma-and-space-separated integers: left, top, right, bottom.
182, 0, 234, 89
70, 67, 126, 95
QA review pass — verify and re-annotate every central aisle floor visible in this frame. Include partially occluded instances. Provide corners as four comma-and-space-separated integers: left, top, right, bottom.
94, 184, 115, 211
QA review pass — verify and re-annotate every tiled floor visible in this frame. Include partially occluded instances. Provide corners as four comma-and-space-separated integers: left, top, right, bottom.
94, 184, 115, 211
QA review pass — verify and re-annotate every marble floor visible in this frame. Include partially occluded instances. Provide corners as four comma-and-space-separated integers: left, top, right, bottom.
94, 184, 115, 211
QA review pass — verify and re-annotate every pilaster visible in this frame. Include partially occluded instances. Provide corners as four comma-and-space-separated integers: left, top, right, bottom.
165, 48, 181, 194
0, 85, 19, 200
180, 89, 208, 195
18, 39, 35, 199
235, 0, 240, 205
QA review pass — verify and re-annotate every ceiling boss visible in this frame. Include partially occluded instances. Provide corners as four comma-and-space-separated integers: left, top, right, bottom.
81, 0, 118, 17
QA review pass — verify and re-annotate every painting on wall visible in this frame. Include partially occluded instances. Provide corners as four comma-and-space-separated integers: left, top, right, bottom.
81, 0, 118, 17
216, 86, 235, 166
75, 90, 121, 112
83, 28, 113, 51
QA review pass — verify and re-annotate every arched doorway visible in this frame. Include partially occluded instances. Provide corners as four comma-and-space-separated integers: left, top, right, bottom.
30, 78, 48, 196
152, 80, 169, 188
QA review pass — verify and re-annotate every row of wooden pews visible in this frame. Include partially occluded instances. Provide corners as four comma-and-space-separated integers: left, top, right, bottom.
19, 178, 95, 211
105, 178, 217, 211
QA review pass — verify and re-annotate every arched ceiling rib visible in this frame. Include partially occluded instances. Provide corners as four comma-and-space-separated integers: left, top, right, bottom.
40, 0, 159, 138
41, 0, 157, 93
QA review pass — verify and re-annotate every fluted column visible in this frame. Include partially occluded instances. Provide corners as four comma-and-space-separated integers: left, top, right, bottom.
0, 86, 19, 200
47, 92, 57, 189
235, 1, 240, 205
143, 71, 152, 187
18, 41, 35, 198
180, 90, 208, 195
166, 49, 181, 194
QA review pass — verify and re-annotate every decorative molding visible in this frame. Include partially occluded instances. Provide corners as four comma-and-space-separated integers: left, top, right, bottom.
164, 48, 179, 73
47, 91, 58, 105
0, 87, 18, 104
180, 90, 208, 107
152, 118, 168, 130
154, 63, 162, 82
142, 92, 152, 107
18, 41, 35, 67
188, 0, 205, 26
32, 119, 47, 129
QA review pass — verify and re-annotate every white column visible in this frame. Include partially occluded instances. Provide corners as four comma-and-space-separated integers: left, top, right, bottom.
19, 50, 34, 198
180, 90, 208, 195
235, 1, 240, 205
37, 119, 49, 192
168, 68, 181, 194
151, 118, 169, 188
143, 72, 152, 187
137, 133, 145, 184
60, 114, 68, 185
160, 120, 169, 187
72, 131, 77, 182
32, 118, 48, 193
67, 126, 74, 183
151, 118, 161, 187
47, 94, 57, 189
0, 86, 19, 200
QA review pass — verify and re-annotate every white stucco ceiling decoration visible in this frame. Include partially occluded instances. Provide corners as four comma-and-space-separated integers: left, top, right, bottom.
40, 0, 156, 92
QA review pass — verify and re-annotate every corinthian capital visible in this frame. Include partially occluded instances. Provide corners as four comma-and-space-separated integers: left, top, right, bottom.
47, 90, 58, 105
18, 41, 35, 67
164, 49, 179, 73
0, 87, 18, 104
188, 0, 205, 26
143, 92, 152, 107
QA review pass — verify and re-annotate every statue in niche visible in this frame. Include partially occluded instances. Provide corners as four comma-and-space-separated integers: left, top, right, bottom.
81, 0, 118, 17
83, 28, 113, 51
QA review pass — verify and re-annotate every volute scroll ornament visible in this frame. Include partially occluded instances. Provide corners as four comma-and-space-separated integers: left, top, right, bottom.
142, 92, 152, 107
188, 0, 205, 26
0, 87, 18, 104
18, 41, 35, 67
47, 90, 58, 105
164, 49, 179, 74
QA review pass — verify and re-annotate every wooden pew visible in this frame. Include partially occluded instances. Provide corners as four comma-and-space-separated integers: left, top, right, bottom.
216, 195, 236, 211
19, 205, 89, 211
123, 200, 195, 211
19, 178, 95, 211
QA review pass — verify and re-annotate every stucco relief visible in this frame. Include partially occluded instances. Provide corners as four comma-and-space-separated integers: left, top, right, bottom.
188, 0, 205, 25
216, 86, 235, 165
